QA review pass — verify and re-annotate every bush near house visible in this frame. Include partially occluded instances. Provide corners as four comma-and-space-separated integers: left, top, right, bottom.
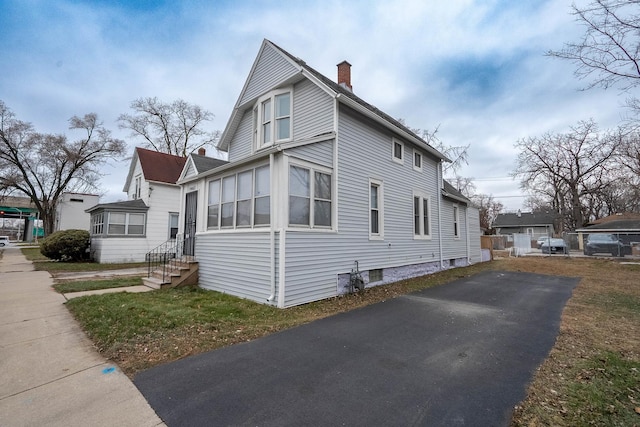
40, 229, 90, 262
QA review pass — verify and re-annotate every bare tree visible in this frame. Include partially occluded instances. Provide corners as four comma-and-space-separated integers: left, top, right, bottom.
469, 193, 504, 231
548, 0, 640, 91
118, 97, 221, 157
513, 119, 618, 230
0, 101, 126, 235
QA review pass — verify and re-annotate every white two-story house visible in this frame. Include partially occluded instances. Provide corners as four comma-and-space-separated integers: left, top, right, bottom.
88, 147, 225, 263
178, 39, 481, 307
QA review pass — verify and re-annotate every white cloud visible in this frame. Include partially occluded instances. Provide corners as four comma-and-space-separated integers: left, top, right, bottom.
0, 0, 631, 209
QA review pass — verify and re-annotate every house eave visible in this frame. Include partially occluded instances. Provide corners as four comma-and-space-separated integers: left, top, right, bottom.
178, 146, 280, 184
336, 93, 451, 162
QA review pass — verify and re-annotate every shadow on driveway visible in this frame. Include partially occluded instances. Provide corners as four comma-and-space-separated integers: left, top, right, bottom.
135, 270, 578, 427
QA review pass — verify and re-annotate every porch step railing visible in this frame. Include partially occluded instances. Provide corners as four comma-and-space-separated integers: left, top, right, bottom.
146, 234, 196, 283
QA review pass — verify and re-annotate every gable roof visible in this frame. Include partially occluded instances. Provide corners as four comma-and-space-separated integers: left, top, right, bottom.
442, 180, 470, 205
493, 212, 556, 228
123, 147, 187, 192
577, 219, 640, 231
219, 39, 449, 162
590, 212, 640, 225
191, 154, 228, 174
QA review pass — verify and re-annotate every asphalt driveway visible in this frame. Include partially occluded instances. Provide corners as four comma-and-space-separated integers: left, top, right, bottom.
135, 270, 578, 426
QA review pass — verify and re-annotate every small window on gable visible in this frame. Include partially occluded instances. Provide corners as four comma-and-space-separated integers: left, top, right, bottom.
413, 151, 422, 171
392, 139, 404, 164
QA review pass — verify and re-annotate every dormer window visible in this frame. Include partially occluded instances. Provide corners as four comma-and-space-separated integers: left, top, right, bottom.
254, 89, 292, 149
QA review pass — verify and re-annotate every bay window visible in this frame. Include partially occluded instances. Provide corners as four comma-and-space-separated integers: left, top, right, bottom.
254, 89, 292, 149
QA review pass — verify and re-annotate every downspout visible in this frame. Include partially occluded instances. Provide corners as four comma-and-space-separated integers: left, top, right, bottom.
267, 153, 276, 303
466, 207, 471, 264
437, 160, 444, 269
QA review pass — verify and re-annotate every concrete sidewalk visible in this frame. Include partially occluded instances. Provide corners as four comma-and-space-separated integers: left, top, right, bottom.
0, 247, 165, 427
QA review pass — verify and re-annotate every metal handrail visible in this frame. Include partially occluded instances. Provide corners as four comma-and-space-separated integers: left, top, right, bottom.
146, 234, 195, 283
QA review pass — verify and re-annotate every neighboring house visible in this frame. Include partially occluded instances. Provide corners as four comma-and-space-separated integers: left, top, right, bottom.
493, 211, 556, 239
87, 147, 227, 263
177, 39, 481, 308
576, 213, 640, 247
55, 192, 99, 232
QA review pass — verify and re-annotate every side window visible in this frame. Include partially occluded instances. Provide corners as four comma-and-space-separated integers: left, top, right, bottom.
413, 191, 431, 239
369, 179, 384, 239
453, 205, 460, 238
392, 139, 404, 164
288, 164, 333, 228
168, 213, 179, 239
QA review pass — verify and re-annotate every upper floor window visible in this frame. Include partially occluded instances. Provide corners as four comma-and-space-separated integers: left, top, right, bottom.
289, 164, 332, 229
207, 165, 270, 230
392, 138, 404, 164
413, 151, 422, 171
254, 89, 292, 149
134, 176, 142, 199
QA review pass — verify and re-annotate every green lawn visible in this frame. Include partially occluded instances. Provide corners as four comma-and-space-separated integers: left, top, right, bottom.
20, 247, 147, 272
54, 277, 144, 293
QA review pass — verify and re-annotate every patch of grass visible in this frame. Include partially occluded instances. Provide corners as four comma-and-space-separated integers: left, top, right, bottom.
567, 351, 640, 425
65, 261, 495, 375
21, 247, 48, 261
53, 277, 143, 293
21, 247, 147, 272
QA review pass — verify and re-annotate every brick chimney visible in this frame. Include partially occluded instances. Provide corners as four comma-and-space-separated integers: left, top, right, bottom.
198, 147, 206, 156
337, 60, 352, 91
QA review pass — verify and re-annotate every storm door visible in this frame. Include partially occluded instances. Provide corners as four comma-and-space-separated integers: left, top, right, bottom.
184, 191, 197, 256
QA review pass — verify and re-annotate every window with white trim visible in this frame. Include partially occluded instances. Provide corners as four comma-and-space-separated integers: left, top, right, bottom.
107, 212, 145, 235
134, 176, 142, 199
392, 138, 404, 164
253, 89, 292, 149
168, 212, 179, 239
453, 204, 460, 238
91, 212, 104, 235
369, 179, 384, 239
288, 164, 332, 228
413, 151, 422, 171
207, 165, 270, 229
413, 191, 431, 239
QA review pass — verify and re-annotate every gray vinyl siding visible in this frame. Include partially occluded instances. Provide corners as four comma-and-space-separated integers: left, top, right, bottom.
195, 232, 272, 303
240, 43, 299, 106
468, 206, 482, 263
285, 139, 334, 168
282, 106, 445, 307
228, 110, 253, 162
440, 200, 469, 260
292, 79, 334, 139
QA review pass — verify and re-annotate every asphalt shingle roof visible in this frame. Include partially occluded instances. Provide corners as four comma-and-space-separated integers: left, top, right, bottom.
137, 147, 187, 184
493, 212, 556, 227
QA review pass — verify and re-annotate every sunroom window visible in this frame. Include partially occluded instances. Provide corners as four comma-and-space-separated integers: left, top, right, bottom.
89, 211, 146, 236
288, 164, 332, 228
254, 89, 292, 149
207, 165, 270, 229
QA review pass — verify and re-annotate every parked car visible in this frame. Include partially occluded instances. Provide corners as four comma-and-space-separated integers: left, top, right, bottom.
584, 234, 630, 257
536, 236, 551, 249
0, 236, 10, 247
541, 238, 568, 254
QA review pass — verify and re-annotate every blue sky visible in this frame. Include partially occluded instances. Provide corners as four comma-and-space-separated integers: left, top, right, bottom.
0, 0, 627, 210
